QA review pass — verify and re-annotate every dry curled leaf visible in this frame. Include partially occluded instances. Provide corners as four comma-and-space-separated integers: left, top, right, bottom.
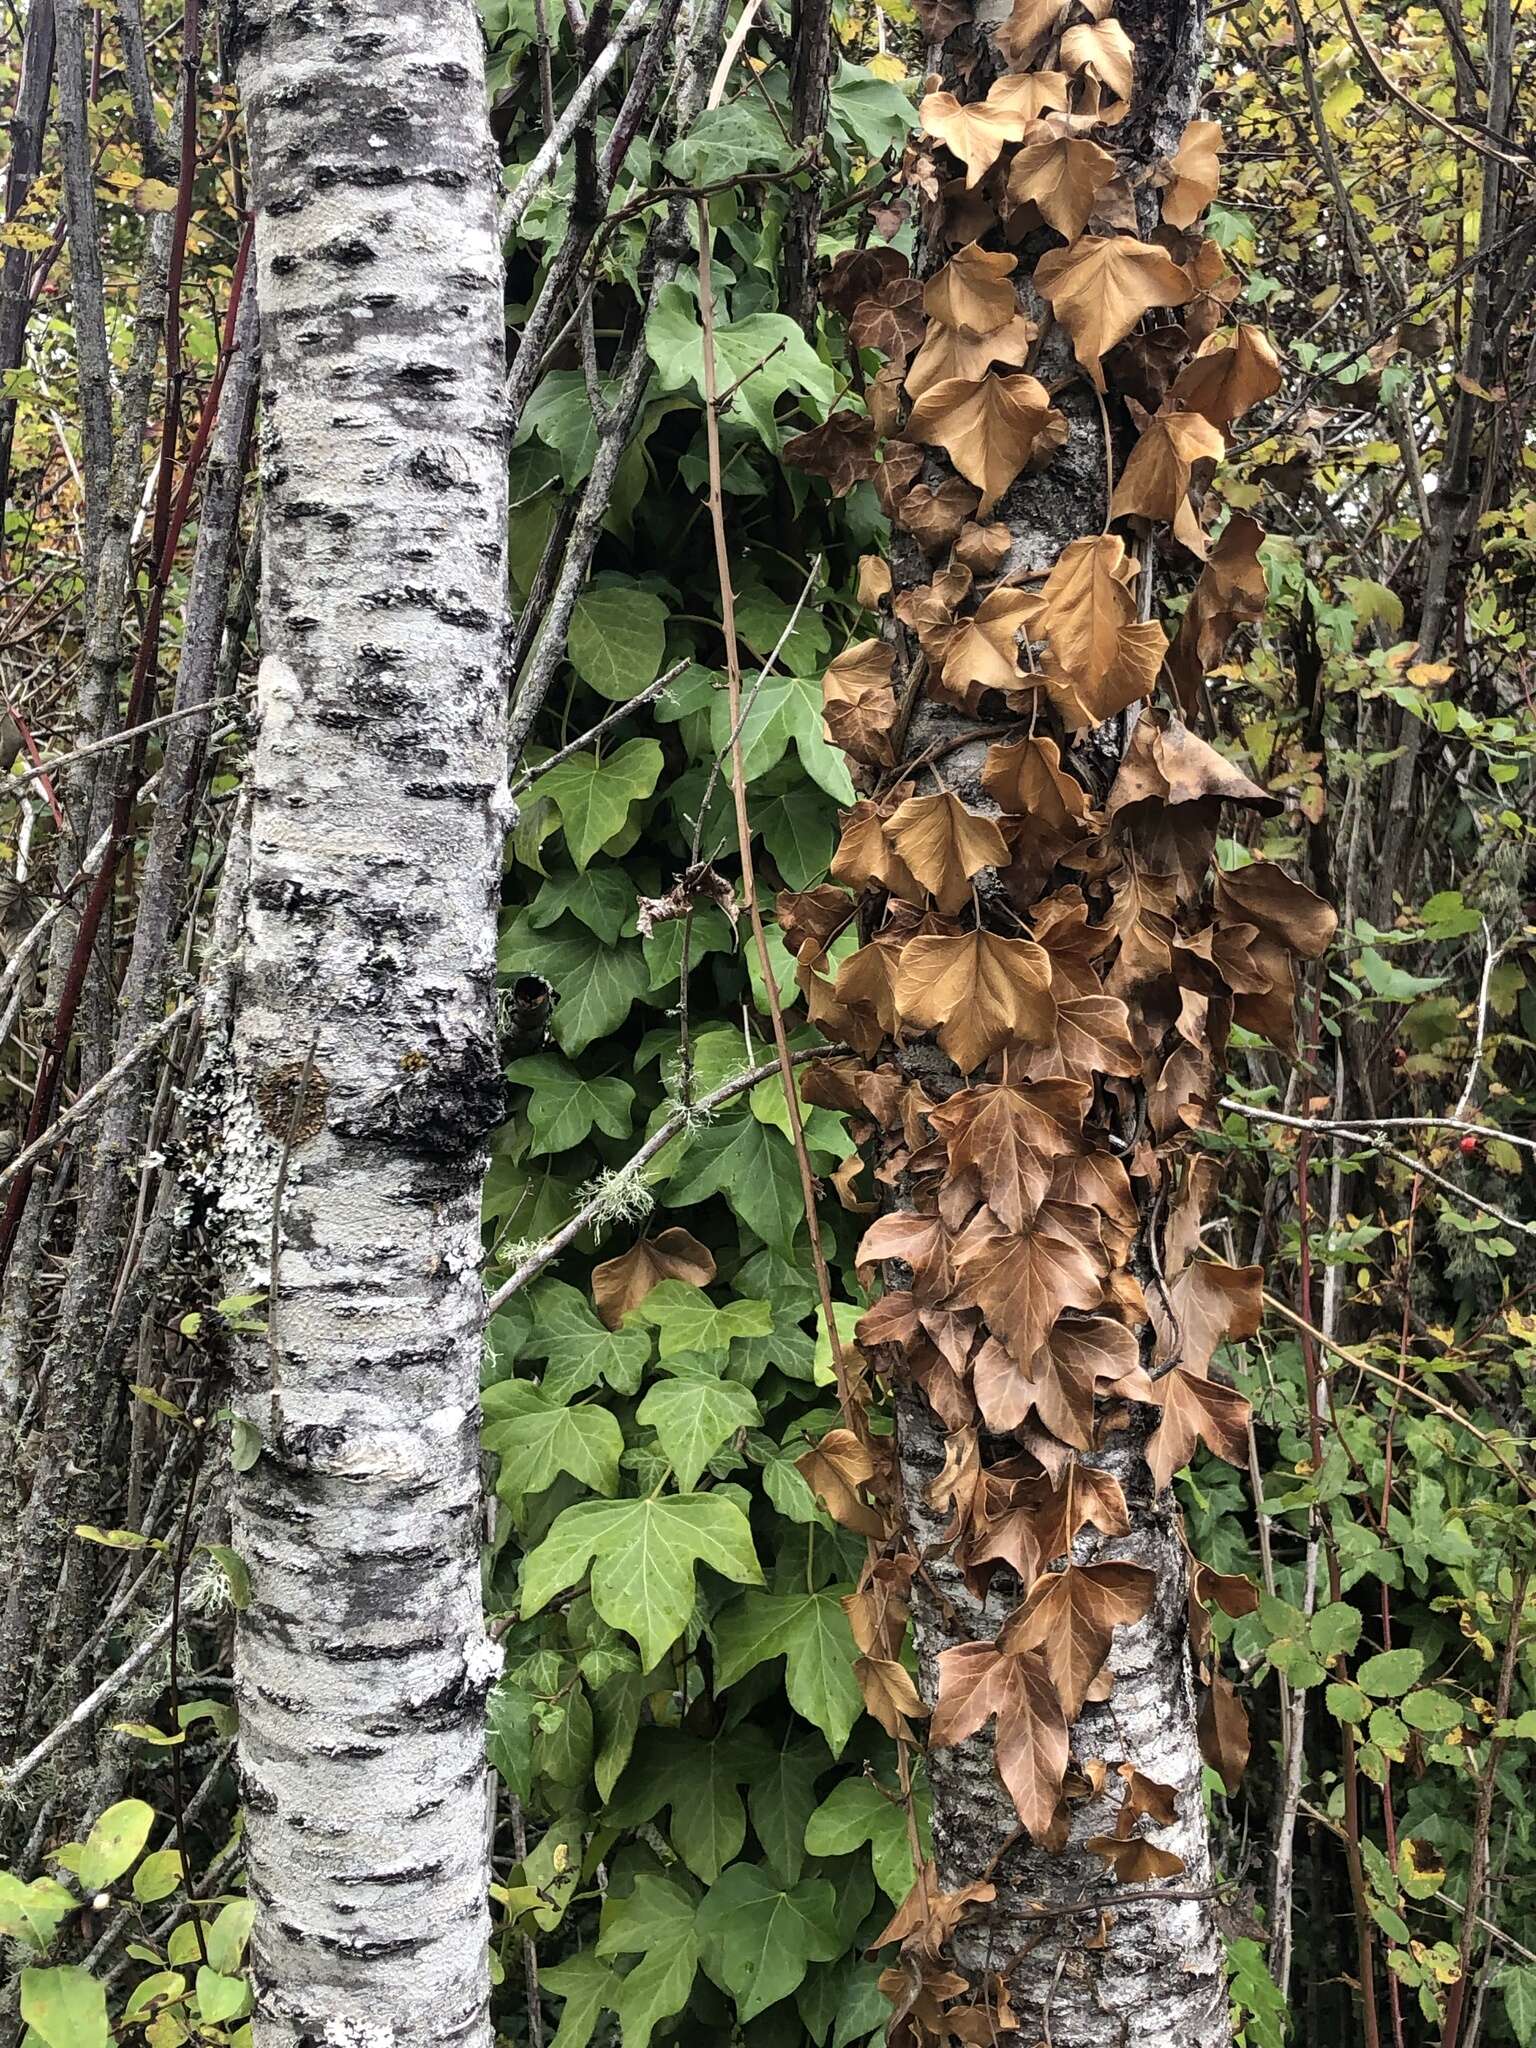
906, 373, 1067, 515
923, 242, 1019, 335
930, 1639, 1069, 1841
1109, 408, 1226, 556
996, 0, 1069, 64
894, 930, 1057, 1071
1085, 1834, 1187, 1882
1034, 235, 1192, 390
885, 791, 1010, 915
1058, 18, 1137, 108
936, 587, 1038, 703
1167, 324, 1282, 425
905, 310, 1038, 402
919, 90, 1033, 187
952, 1200, 1108, 1367
822, 638, 899, 766
1159, 117, 1223, 229
896, 476, 983, 555
591, 1228, 717, 1329
823, 244, 909, 318
798, 1426, 886, 1535
850, 277, 929, 362
928, 1076, 1091, 1234
1000, 1560, 1156, 1719
783, 411, 880, 497
1030, 534, 1166, 728
1006, 133, 1118, 244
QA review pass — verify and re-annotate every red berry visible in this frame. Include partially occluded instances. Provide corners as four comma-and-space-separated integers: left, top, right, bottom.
1459, 1134, 1479, 1156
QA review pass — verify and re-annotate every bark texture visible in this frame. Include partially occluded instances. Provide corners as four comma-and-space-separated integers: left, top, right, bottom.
888, 0, 1230, 2036
226, 7, 508, 2042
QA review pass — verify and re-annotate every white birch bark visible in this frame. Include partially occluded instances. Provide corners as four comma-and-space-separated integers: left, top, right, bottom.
223, 7, 507, 2042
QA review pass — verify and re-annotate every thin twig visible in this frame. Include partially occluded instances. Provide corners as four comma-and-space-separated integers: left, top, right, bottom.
501, 0, 655, 233
0, 1613, 175, 1792
507, 661, 688, 797
1219, 1097, 1536, 1156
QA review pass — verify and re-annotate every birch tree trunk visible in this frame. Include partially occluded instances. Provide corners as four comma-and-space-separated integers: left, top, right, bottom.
224, 7, 507, 2042
879, 0, 1233, 2038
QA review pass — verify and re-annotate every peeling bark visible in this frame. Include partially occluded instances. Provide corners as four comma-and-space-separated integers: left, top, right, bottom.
224, 7, 508, 2042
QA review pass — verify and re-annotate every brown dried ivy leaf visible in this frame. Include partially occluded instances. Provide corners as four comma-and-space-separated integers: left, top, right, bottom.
797, 1426, 886, 1536
1109, 408, 1226, 555
849, 278, 929, 362
918, 90, 1034, 187
1104, 853, 1178, 999
896, 476, 982, 555
1193, 1562, 1261, 1619
832, 800, 922, 900
856, 553, 893, 609
844, 1552, 917, 1659
986, 68, 1071, 122
954, 520, 1013, 575
1058, 18, 1136, 108
953, 1200, 1108, 1366
1000, 1560, 1156, 1719
906, 373, 1067, 516
996, 0, 1070, 65
856, 1655, 931, 1741
822, 638, 899, 766
591, 1227, 717, 1329
858, 1207, 963, 1306
885, 791, 1011, 914
1167, 512, 1266, 713
1176, 234, 1242, 346
1029, 534, 1166, 727
930, 1640, 1069, 1842
1117, 1764, 1180, 1830
905, 312, 1038, 403
975, 1311, 1143, 1447
833, 932, 908, 1042
872, 1865, 997, 1957
1212, 858, 1337, 961
1199, 1670, 1250, 1794
1153, 1257, 1262, 1377
1158, 117, 1224, 229
776, 884, 856, 962
1085, 1835, 1187, 1882
1106, 712, 1275, 818
913, 0, 971, 42
1034, 236, 1192, 390
822, 244, 909, 318
936, 588, 1037, 704
873, 440, 924, 518
783, 411, 880, 497
1006, 132, 1118, 244
1030, 989, 1141, 1083
1167, 323, 1282, 425
928, 1076, 1091, 1233
894, 929, 1057, 1071
1147, 1366, 1251, 1491
923, 241, 1019, 334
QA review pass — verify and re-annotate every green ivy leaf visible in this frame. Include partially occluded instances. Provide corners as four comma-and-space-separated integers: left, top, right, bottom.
647, 284, 836, 448
569, 582, 668, 702
529, 867, 635, 945
713, 1590, 863, 1754
483, 1383, 624, 1500
541, 1952, 618, 2048
538, 739, 664, 870
663, 101, 796, 183
486, 1677, 535, 1803
664, 1111, 807, 1250
522, 1495, 762, 1669
709, 672, 855, 803
505, 1053, 636, 1156
804, 1775, 917, 1903
637, 1374, 761, 1490
499, 918, 650, 1056
1502, 1963, 1536, 2048
749, 1733, 827, 1884
696, 1864, 842, 2022
521, 1279, 652, 1401
632, 1279, 774, 1359
755, 784, 836, 888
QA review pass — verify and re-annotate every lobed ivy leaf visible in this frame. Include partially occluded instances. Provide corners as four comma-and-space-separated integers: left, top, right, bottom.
521, 1494, 762, 1669
695, 1864, 843, 2022
568, 581, 669, 702
647, 283, 837, 448
538, 739, 664, 871
505, 1052, 636, 1156
713, 1590, 864, 1755
637, 1374, 761, 1490
483, 1382, 624, 1500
